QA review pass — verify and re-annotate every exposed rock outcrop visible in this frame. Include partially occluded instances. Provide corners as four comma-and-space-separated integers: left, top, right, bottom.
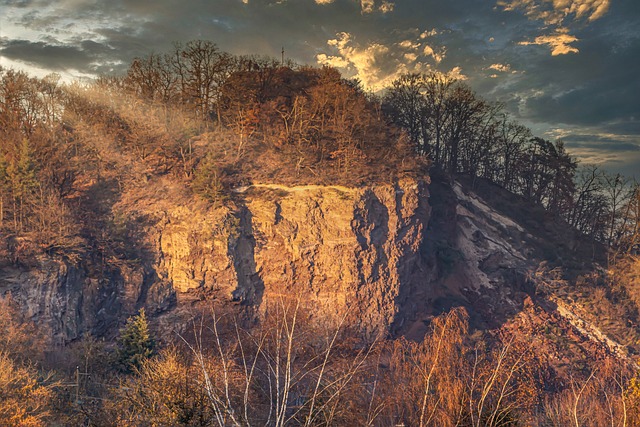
0, 178, 430, 340
155, 178, 430, 335
3, 171, 628, 374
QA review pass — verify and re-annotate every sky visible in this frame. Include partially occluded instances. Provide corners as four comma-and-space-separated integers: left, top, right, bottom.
1, 0, 639, 178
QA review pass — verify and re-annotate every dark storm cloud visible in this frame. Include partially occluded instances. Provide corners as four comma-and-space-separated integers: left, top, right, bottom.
0, 39, 115, 72
486, 1, 640, 129
515, 34, 640, 127
6, 0, 380, 72
603, 121, 640, 135
562, 134, 640, 152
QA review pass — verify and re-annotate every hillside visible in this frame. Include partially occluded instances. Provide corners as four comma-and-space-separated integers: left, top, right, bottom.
1, 63, 640, 425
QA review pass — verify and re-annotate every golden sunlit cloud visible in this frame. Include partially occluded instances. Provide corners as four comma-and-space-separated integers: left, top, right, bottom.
399, 40, 420, 49
519, 29, 579, 55
315, 53, 350, 68
404, 52, 418, 61
313, 0, 394, 13
423, 45, 445, 64
316, 31, 454, 91
360, 0, 375, 13
317, 32, 403, 90
420, 29, 439, 39
448, 66, 468, 81
488, 63, 512, 72
498, 0, 610, 56
497, 0, 610, 25
379, 1, 394, 13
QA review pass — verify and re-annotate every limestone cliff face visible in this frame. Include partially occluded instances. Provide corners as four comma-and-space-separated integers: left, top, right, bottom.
0, 178, 429, 341
155, 178, 430, 335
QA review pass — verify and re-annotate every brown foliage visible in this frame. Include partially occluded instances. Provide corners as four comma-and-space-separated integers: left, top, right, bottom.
0, 353, 56, 427
0, 296, 55, 427
0, 295, 47, 362
104, 348, 222, 427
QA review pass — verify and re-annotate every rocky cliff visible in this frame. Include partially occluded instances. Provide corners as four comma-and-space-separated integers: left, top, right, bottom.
3, 172, 631, 372
0, 177, 430, 342
154, 178, 430, 336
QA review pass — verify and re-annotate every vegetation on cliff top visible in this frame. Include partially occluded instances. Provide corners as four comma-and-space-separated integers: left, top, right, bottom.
1, 40, 637, 262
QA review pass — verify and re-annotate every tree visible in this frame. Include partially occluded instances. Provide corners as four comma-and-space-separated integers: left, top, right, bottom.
171, 40, 235, 124
568, 165, 608, 239
603, 172, 632, 247
0, 295, 47, 362
0, 295, 53, 427
125, 53, 168, 102
616, 183, 640, 255
383, 72, 458, 162
0, 151, 8, 226
496, 117, 530, 191
0, 353, 55, 427
382, 73, 428, 153
7, 139, 39, 231
116, 309, 156, 373
107, 349, 216, 427
442, 83, 485, 174
191, 152, 227, 205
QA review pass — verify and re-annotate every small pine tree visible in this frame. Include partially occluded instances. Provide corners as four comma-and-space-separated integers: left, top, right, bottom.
0, 151, 8, 225
6, 139, 39, 231
10, 139, 39, 198
116, 308, 155, 372
191, 153, 226, 204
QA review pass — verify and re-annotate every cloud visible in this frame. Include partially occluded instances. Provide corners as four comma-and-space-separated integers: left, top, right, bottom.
358, 0, 394, 13
542, 127, 640, 175
514, 37, 640, 128
317, 32, 404, 90
379, 1, 394, 13
498, 0, 611, 56
448, 66, 467, 81
488, 63, 512, 72
315, 53, 350, 68
423, 45, 445, 63
561, 133, 640, 152
420, 29, 439, 39
0, 38, 116, 72
519, 29, 579, 55
360, 0, 374, 13
312, 0, 393, 13
316, 30, 454, 90
497, 0, 611, 26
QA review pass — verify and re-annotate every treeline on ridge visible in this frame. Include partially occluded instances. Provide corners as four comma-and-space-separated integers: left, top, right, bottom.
382, 72, 639, 254
114, 40, 418, 182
